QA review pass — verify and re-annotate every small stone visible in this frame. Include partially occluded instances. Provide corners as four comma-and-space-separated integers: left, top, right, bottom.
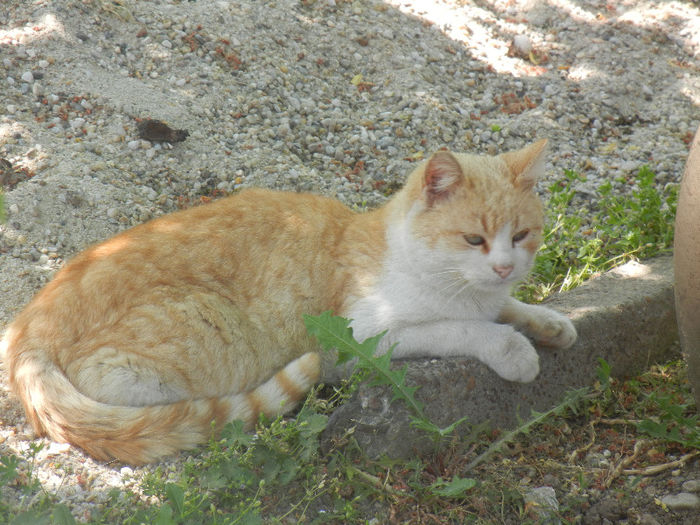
512, 35, 533, 55
6, 104, 16, 114
660, 492, 700, 510
637, 514, 660, 525
38, 59, 49, 68
127, 140, 141, 150
524, 486, 560, 524
682, 479, 700, 492
21, 71, 34, 83
161, 39, 172, 49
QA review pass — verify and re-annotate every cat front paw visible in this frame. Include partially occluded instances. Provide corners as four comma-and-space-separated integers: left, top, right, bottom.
529, 308, 577, 349
490, 332, 540, 383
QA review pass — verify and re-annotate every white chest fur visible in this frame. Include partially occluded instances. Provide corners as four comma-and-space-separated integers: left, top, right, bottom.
346, 212, 512, 343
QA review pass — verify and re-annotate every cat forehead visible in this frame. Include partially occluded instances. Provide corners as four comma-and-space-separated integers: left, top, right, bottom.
450, 152, 511, 179
441, 179, 543, 234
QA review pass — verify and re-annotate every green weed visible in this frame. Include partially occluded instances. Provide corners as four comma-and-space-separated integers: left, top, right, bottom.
0, 190, 6, 224
520, 166, 677, 301
634, 362, 699, 449
304, 311, 468, 441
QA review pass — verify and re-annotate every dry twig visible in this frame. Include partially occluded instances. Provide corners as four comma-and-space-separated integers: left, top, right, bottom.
622, 450, 700, 477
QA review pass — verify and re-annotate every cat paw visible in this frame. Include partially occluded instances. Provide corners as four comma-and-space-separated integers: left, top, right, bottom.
490, 332, 540, 383
529, 308, 577, 349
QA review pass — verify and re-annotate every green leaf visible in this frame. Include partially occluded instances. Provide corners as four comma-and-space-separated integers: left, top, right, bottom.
637, 419, 669, 440
0, 455, 20, 485
220, 420, 255, 447
153, 504, 174, 525
596, 358, 611, 390
51, 505, 76, 525
165, 483, 185, 518
411, 416, 468, 438
304, 312, 425, 418
0, 191, 5, 224
11, 511, 51, 525
429, 476, 477, 498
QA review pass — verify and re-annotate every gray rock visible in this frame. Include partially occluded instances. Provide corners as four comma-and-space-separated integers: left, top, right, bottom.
524, 486, 560, 525
682, 479, 700, 493
583, 498, 625, 525
660, 492, 700, 510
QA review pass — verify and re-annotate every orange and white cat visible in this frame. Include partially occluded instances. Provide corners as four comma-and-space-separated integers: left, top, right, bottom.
1, 139, 576, 464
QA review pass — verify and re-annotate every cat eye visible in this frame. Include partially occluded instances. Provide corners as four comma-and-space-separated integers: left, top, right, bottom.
464, 235, 486, 247
512, 229, 529, 244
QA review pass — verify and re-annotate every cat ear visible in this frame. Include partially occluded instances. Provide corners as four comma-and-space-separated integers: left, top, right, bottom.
502, 139, 548, 191
423, 150, 463, 205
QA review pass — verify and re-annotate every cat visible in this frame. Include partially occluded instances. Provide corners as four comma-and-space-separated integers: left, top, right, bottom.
0, 139, 576, 464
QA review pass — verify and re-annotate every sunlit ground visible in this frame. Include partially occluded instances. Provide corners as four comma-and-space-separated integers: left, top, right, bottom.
383, 0, 699, 78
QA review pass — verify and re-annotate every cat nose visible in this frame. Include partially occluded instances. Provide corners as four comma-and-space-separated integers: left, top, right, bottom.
493, 265, 514, 279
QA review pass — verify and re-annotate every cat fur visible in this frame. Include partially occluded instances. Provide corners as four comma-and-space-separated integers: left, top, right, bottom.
1, 139, 576, 464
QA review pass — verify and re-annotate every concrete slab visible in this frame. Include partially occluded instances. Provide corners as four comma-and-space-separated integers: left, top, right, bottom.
322, 255, 678, 459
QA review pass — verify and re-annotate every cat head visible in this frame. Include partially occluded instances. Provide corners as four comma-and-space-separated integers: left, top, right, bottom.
393, 140, 547, 290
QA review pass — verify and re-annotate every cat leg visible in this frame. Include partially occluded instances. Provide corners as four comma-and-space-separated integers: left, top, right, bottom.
378, 320, 540, 383
498, 298, 577, 349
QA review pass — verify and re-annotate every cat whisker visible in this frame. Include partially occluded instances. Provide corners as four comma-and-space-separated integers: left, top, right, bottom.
445, 280, 472, 306
435, 275, 468, 297
469, 288, 486, 314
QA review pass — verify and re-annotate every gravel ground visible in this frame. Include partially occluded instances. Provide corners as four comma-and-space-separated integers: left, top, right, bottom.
1, 0, 699, 522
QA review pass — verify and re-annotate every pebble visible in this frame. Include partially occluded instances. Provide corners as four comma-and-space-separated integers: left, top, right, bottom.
524, 486, 560, 525
637, 514, 661, 525
512, 34, 533, 55
682, 479, 700, 492
660, 492, 700, 510
20, 70, 34, 83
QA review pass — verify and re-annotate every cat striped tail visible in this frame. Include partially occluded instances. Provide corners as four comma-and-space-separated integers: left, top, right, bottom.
2, 336, 320, 464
